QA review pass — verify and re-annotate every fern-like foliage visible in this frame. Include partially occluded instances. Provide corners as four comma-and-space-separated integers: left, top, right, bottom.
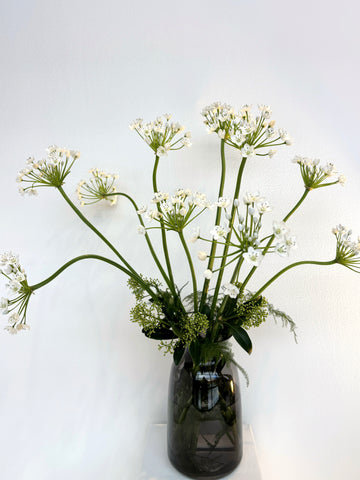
266, 301, 298, 343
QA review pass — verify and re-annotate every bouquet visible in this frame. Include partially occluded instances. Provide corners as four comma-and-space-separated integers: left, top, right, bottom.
1, 102, 358, 379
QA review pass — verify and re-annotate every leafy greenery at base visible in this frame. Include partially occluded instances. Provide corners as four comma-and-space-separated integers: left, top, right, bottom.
128, 276, 297, 378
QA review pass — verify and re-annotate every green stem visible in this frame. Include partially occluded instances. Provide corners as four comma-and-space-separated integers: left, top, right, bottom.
152, 156, 176, 290
57, 186, 155, 298
106, 191, 175, 294
283, 189, 310, 222
200, 140, 227, 312
250, 259, 337, 299
240, 188, 310, 294
178, 231, 198, 312
30, 254, 132, 291
210, 157, 247, 319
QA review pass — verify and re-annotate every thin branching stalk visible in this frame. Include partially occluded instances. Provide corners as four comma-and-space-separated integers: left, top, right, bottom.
250, 259, 337, 299
200, 140, 227, 312
210, 157, 247, 319
31, 254, 136, 290
240, 188, 310, 294
57, 186, 155, 298
152, 155, 176, 290
106, 191, 177, 296
178, 231, 198, 312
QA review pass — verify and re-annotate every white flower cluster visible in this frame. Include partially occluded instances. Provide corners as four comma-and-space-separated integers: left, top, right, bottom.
0, 252, 31, 334
272, 221, 297, 257
77, 168, 119, 206
129, 114, 191, 156
292, 156, 346, 189
138, 189, 212, 232
201, 102, 292, 156
333, 225, 360, 272
234, 191, 272, 257
17, 146, 80, 195
242, 191, 272, 214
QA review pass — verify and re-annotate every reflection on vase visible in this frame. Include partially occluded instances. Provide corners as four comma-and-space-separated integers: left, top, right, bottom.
167, 350, 243, 479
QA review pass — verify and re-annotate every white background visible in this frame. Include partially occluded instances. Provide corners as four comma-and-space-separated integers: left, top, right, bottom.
1, 1, 360, 479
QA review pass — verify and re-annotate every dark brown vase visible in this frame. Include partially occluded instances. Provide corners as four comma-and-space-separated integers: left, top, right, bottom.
167, 349, 243, 479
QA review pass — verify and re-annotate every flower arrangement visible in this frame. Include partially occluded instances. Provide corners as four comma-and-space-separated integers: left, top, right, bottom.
1, 103, 359, 378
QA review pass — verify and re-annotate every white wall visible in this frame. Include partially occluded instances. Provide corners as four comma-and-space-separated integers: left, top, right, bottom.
0, 1, 359, 479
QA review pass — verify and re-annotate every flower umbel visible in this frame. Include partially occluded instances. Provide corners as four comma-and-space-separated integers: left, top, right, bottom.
77, 168, 119, 205
333, 225, 360, 273
292, 156, 345, 190
140, 189, 212, 232
130, 115, 191, 156
201, 102, 291, 157
17, 146, 80, 195
0, 252, 32, 333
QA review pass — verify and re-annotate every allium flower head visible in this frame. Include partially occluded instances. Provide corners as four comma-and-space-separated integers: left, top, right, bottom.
0, 252, 32, 333
139, 189, 210, 232
130, 114, 191, 156
77, 168, 119, 206
17, 146, 80, 195
333, 225, 360, 273
292, 156, 345, 189
201, 102, 291, 155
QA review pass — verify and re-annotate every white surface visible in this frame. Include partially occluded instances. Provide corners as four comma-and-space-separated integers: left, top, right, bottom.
140, 424, 262, 480
1, 1, 360, 480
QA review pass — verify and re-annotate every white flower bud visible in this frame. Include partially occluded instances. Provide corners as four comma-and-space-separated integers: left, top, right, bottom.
197, 251, 207, 261
203, 269, 213, 279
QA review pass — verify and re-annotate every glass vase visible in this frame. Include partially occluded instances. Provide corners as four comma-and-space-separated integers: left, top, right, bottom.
167, 349, 243, 479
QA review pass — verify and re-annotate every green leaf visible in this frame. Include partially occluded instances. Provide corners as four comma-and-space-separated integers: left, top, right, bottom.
228, 324, 252, 354
173, 343, 185, 365
221, 296, 238, 319
189, 341, 201, 365
141, 327, 177, 340
201, 303, 211, 318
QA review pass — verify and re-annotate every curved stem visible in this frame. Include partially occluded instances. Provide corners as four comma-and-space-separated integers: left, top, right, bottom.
30, 254, 132, 291
106, 191, 175, 294
240, 188, 310, 294
152, 156, 176, 291
210, 157, 247, 318
57, 186, 155, 298
283, 189, 310, 222
250, 259, 337, 299
178, 231, 198, 312
200, 140, 227, 311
